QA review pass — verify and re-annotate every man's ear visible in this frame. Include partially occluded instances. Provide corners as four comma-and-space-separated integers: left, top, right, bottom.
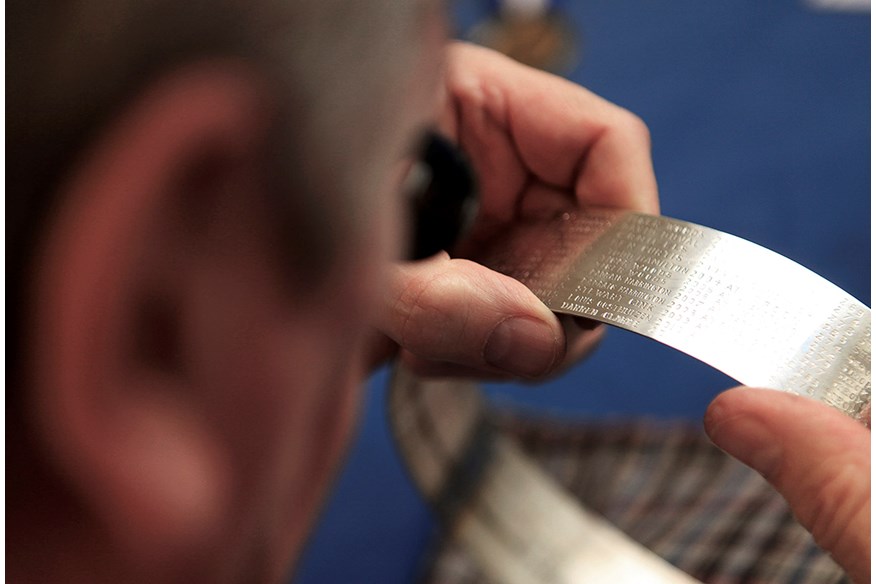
28, 61, 275, 566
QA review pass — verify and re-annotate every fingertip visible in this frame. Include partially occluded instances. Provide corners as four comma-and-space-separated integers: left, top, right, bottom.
706, 386, 859, 430
702, 385, 747, 435
705, 386, 869, 479
705, 386, 802, 429
704, 387, 785, 479
483, 315, 563, 378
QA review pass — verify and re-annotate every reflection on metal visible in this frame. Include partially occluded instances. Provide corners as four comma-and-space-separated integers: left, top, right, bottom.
388, 208, 870, 583
473, 208, 870, 423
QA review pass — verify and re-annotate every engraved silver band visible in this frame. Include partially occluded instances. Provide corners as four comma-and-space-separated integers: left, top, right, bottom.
471, 208, 870, 423
388, 208, 870, 583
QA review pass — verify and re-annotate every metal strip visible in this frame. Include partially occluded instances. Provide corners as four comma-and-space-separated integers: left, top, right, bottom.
388, 208, 870, 583
471, 208, 870, 423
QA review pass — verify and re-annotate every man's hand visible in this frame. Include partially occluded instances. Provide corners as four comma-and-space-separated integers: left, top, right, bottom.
375, 43, 658, 379
705, 388, 871, 583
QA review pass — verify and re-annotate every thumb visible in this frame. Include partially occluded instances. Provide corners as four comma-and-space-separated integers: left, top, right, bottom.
378, 253, 564, 378
705, 387, 870, 583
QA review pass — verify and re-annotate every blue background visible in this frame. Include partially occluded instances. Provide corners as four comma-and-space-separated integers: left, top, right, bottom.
294, 2, 869, 582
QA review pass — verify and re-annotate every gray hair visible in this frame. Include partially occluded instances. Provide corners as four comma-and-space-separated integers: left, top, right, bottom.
7, 0, 427, 385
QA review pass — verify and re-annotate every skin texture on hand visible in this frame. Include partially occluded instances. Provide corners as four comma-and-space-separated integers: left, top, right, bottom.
372, 41, 871, 583
375, 42, 659, 379
705, 388, 871, 583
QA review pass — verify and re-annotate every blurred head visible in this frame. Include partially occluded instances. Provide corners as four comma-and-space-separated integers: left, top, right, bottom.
7, 0, 445, 582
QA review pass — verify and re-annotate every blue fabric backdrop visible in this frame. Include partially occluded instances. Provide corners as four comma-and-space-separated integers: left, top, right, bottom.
294, 2, 869, 582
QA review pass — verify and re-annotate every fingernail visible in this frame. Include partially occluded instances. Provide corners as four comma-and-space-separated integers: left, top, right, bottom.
484, 317, 559, 377
706, 413, 783, 479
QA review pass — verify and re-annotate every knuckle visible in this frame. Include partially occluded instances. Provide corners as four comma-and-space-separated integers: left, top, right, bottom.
616, 109, 652, 148
395, 268, 471, 359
